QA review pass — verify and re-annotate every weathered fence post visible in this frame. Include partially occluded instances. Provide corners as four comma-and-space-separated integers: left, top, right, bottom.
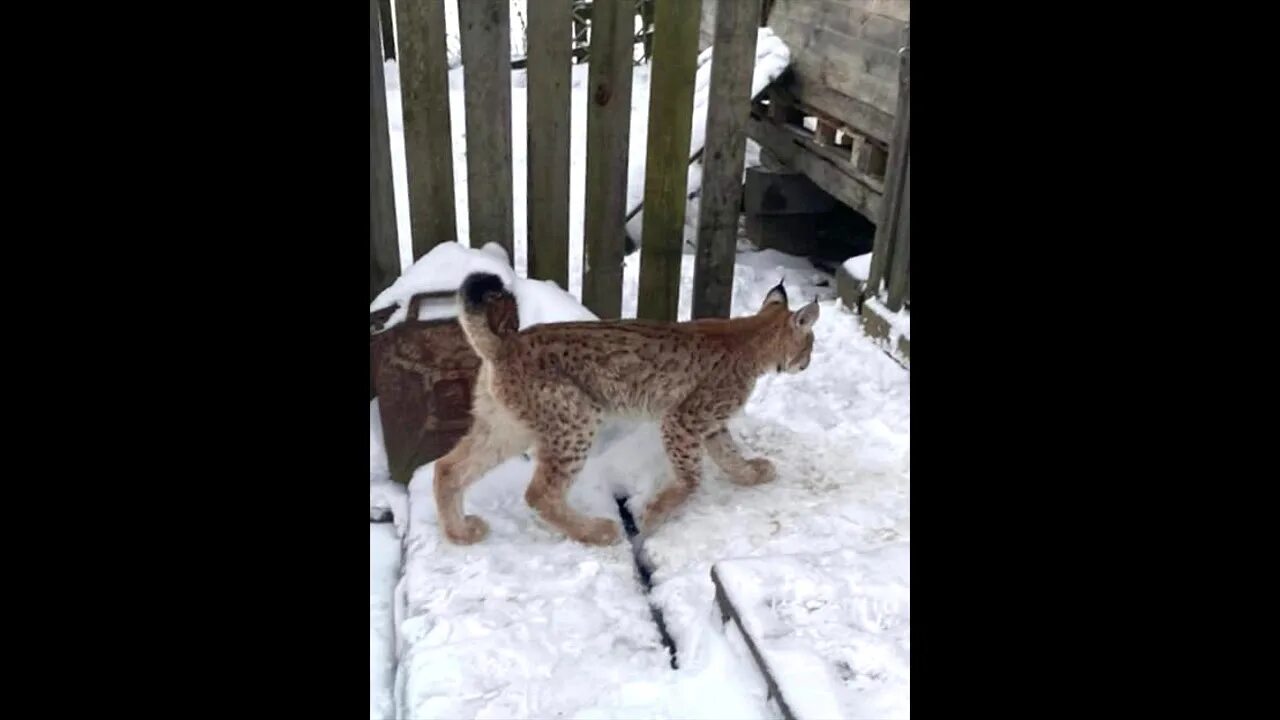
866, 25, 909, 300
692, 0, 761, 319
526, 0, 573, 289
885, 157, 909, 311
581, 0, 636, 318
637, 0, 703, 322
370, 0, 400, 301
459, 0, 515, 258
397, 0, 459, 260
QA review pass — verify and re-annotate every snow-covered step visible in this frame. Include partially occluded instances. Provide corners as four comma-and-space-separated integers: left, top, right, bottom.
711, 547, 911, 720
398, 457, 676, 718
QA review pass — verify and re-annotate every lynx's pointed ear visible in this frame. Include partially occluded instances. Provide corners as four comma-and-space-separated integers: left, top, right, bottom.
761, 280, 788, 310
791, 299, 820, 330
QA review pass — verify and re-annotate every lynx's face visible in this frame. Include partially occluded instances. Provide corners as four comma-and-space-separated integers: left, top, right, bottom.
759, 282, 820, 374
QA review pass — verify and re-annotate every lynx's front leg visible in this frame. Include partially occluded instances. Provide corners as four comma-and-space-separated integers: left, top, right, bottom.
705, 427, 776, 486
643, 415, 705, 530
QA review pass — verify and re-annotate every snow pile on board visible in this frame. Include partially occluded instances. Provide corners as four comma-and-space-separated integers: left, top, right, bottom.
714, 546, 910, 720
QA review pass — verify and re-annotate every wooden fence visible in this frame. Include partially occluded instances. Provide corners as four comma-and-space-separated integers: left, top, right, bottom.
370, 0, 764, 322
864, 25, 909, 312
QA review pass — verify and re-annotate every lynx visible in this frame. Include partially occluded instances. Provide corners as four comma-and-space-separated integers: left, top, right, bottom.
433, 272, 820, 546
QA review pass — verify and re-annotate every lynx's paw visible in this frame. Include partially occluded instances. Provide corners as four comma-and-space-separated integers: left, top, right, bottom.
574, 517, 621, 546
444, 515, 490, 545
730, 458, 777, 486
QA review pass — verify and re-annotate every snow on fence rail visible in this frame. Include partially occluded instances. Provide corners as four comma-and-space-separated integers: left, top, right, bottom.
369, 0, 765, 322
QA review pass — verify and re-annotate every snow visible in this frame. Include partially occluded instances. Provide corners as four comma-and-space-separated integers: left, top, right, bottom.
372, 10, 910, 719
844, 253, 873, 283
371, 522, 403, 720
714, 547, 911, 720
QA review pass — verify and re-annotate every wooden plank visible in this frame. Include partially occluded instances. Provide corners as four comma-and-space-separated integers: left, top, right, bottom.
885, 154, 909, 311
866, 25, 907, 296
746, 113, 881, 220
525, 0, 572, 289
458, 0, 514, 257
637, 0, 703, 322
581, 0, 636, 318
370, 0, 400, 301
787, 71, 894, 142
692, 0, 761, 319
766, 0, 904, 139
397, 0, 459, 260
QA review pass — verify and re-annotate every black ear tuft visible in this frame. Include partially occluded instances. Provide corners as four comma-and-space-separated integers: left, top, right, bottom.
762, 280, 788, 307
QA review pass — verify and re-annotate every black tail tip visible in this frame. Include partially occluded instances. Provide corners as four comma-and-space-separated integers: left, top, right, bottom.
460, 272, 507, 311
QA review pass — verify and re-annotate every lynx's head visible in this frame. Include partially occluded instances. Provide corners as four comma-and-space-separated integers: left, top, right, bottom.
759, 281, 820, 374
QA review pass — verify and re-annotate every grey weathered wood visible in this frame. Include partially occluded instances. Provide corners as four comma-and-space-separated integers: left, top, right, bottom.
459, 0, 514, 257
764, 0, 908, 141
581, 0, 636, 318
866, 25, 908, 297
885, 154, 909, 311
526, 0, 572, 289
637, 0, 703, 322
744, 167, 837, 216
746, 113, 881, 220
692, 0, 761, 319
370, 0, 400, 301
397, 0, 459, 260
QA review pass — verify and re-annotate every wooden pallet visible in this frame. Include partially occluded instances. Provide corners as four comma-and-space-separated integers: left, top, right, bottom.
747, 85, 888, 224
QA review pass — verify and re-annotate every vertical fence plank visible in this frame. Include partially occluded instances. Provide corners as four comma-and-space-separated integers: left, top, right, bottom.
397, 0, 459, 260
581, 0, 636, 318
526, 0, 572, 289
866, 25, 909, 297
885, 156, 909, 311
692, 0, 760, 319
370, 0, 400, 301
459, 0, 514, 257
636, 0, 703, 322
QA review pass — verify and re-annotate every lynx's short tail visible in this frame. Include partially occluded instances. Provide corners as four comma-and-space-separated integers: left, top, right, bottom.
457, 272, 519, 363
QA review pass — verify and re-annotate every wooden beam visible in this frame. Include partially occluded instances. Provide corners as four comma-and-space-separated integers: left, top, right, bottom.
866, 25, 908, 296
526, 0, 572, 289
397, 0, 459, 259
693, 0, 762, 318
459, 0, 514, 257
637, 0, 702, 322
885, 154, 909, 311
370, 0, 399, 300
581, 0, 636, 318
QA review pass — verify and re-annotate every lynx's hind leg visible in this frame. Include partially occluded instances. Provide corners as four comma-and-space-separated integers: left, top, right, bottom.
434, 391, 532, 545
522, 390, 618, 545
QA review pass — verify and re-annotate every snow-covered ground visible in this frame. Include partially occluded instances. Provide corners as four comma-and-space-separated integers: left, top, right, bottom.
371, 10, 909, 719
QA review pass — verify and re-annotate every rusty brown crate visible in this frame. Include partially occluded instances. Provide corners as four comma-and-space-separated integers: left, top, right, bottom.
370, 291, 482, 484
